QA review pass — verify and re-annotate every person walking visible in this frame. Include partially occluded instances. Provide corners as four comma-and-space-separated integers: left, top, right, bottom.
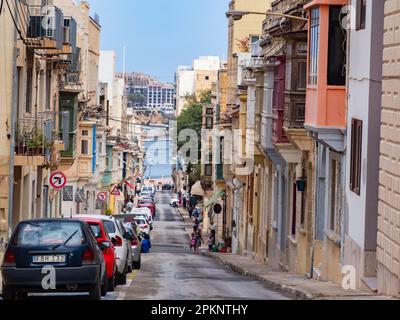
195, 228, 204, 254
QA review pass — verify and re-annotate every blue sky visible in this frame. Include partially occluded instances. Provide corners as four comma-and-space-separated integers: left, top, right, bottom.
89, 0, 229, 83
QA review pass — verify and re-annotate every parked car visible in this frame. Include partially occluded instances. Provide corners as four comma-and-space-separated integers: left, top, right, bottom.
132, 208, 154, 227
137, 199, 156, 218
141, 185, 155, 196
73, 216, 117, 292
134, 217, 151, 235
170, 198, 179, 207
75, 215, 132, 285
139, 192, 155, 201
1, 219, 107, 300
123, 223, 142, 270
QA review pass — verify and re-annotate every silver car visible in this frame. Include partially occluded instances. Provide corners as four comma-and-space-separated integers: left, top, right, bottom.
123, 223, 142, 269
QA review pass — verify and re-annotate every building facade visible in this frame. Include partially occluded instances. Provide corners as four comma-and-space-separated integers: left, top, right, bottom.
377, 0, 400, 296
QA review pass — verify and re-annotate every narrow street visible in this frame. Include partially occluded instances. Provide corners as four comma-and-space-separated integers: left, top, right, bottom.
113, 193, 289, 300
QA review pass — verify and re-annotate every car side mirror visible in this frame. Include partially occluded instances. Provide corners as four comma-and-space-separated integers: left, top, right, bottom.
100, 241, 111, 250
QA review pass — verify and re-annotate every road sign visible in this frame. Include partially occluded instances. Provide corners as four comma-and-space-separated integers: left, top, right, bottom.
110, 186, 121, 196
125, 180, 135, 190
50, 171, 67, 189
97, 192, 108, 202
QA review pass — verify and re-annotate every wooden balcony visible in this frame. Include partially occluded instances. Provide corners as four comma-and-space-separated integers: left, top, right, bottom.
272, 109, 289, 145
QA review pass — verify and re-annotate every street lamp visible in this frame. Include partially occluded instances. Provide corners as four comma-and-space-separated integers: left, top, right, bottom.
226, 10, 308, 22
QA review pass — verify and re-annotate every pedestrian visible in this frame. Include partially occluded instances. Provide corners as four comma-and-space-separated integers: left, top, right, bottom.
182, 195, 187, 209
126, 198, 134, 213
208, 234, 215, 252
195, 228, 204, 254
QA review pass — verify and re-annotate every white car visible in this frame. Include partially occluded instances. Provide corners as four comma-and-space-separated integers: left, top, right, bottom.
141, 185, 155, 196
132, 208, 153, 226
135, 217, 151, 235
73, 214, 133, 285
170, 198, 179, 207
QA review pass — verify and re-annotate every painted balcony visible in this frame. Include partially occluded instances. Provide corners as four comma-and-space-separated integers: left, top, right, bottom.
304, 0, 348, 150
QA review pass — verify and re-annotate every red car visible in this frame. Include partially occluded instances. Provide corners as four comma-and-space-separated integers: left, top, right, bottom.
137, 200, 156, 218
74, 217, 117, 292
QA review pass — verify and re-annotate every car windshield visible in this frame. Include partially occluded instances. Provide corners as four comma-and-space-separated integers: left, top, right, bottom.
103, 220, 116, 234
135, 219, 146, 225
13, 221, 86, 247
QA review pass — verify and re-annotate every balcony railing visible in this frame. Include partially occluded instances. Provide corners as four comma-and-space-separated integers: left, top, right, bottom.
15, 117, 54, 157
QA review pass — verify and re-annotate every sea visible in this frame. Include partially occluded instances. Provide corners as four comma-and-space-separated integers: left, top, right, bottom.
142, 126, 173, 180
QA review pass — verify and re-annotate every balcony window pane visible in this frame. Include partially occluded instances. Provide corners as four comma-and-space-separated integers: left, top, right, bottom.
308, 8, 319, 85
327, 6, 347, 86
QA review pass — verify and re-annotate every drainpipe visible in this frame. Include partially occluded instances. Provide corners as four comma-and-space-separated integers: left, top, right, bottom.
8, 9, 18, 239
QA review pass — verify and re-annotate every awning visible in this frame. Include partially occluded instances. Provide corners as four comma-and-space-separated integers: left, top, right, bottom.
191, 181, 204, 197
205, 190, 226, 209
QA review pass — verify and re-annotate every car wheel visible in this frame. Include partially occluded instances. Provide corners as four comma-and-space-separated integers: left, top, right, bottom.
2, 283, 16, 301
108, 272, 115, 292
101, 273, 108, 297
88, 279, 101, 300
133, 255, 141, 270
117, 272, 127, 285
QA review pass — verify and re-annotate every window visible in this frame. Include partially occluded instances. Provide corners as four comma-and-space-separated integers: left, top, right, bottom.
250, 35, 260, 44
26, 67, 33, 113
308, 8, 320, 85
46, 71, 51, 110
206, 108, 213, 115
329, 159, 337, 232
81, 140, 89, 155
327, 6, 347, 86
205, 164, 212, 177
298, 61, 307, 90
63, 186, 74, 201
350, 119, 362, 195
356, 0, 367, 30
206, 117, 213, 129
82, 130, 89, 136
291, 183, 297, 236
205, 76, 210, 81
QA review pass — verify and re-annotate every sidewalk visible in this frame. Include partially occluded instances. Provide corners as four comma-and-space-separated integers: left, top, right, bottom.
177, 208, 396, 300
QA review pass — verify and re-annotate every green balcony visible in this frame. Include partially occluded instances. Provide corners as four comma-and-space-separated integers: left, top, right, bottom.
102, 170, 112, 185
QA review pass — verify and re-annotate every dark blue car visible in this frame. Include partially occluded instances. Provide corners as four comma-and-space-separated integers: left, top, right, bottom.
1, 219, 108, 300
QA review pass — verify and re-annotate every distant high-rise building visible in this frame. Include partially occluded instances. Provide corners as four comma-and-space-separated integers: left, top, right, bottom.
120, 72, 175, 110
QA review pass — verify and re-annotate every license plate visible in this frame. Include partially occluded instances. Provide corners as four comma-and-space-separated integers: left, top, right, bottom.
33, 255, 66, 263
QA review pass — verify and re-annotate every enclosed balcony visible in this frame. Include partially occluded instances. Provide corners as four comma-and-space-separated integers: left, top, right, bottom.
272, 57, 289, 145
46, 17, 77, 56
304, 0, 348, 151
26, 5, 64, 50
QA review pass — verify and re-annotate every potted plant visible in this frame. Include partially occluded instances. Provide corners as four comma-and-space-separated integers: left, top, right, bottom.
15, 126, 29, 155
27, 127, 45, 156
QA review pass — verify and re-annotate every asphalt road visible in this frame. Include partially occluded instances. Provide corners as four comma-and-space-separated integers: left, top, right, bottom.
1, 192, 289, 300
113, 192, 289, 300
